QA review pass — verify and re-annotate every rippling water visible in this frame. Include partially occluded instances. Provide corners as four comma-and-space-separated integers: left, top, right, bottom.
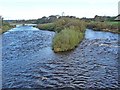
85, 29, 119, 40
2, 26, 119, 89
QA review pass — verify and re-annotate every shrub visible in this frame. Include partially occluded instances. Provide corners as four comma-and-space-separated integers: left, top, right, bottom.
52, 28, 84, 52
54, 17, 86, 32
54, 17, 71, 32
64, 19, 86, 32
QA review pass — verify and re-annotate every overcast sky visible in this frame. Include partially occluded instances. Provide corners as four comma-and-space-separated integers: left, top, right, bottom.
0, 0, 119, 20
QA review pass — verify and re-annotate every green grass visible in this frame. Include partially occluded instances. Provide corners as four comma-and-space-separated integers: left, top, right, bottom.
87, 21, 120, 33
107, 21, 120, 25
52, 28, 84, 52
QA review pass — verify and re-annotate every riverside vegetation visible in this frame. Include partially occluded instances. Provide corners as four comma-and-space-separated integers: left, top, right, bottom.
37, 17, 119, 52
87, 21, 120, 34
0, 21, 15, 34
1, 16, 119, 52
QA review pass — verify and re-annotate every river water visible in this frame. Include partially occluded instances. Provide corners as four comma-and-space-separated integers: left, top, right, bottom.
2, 26, 120, 89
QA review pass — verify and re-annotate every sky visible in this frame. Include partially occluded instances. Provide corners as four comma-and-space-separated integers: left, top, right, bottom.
0, 0, 119, 20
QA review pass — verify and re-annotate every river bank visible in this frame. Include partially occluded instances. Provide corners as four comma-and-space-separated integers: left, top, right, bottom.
2, 26, 119, 89
87, 21, 120, 34
0, 22, 15, 34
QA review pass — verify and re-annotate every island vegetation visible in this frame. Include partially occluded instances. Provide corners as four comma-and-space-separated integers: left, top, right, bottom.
37, 17, 86, 52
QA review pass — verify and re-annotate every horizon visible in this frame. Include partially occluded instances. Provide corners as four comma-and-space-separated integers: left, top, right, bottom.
2, 14, 118, 20
0, 0, 119, 20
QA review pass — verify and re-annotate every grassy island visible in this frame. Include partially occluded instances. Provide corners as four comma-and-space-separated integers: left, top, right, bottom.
37, 17, 86, 52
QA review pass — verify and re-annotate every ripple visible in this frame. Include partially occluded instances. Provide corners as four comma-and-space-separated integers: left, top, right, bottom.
2, 28, 119, 89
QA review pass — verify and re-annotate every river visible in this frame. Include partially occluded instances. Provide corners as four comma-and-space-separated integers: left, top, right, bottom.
2, 26, 120, 89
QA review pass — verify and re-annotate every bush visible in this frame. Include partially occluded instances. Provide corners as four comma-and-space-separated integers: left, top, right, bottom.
54, 17, 86, 32
54, 17, 71, 32
64, 19, 86, 32
52, 28, 84, 52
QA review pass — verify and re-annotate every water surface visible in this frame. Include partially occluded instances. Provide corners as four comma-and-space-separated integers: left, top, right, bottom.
2, 26, 119, 89
85, 29, 119, 40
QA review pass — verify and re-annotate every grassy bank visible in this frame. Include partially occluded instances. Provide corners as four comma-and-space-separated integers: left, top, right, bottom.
87, 21, 120, 34
37, 23, 55, 31
0, 22, 15, 34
